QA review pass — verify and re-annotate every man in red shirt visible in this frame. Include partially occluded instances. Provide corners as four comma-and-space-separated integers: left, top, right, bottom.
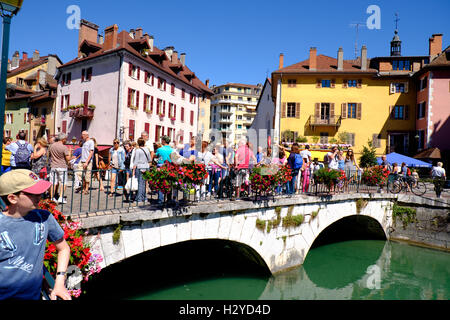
233, 139, 256, 199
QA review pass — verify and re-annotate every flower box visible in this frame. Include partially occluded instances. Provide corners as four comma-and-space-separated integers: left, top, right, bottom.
39, 199, 103, 298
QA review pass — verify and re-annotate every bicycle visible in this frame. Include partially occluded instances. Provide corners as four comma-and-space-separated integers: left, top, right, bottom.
389, 175, 426, 196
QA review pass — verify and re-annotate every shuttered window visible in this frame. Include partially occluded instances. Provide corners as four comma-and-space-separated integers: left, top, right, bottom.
144, 123, 150, 135
129, 119, 135, 140
62, 120, 67, 134
181, 107, 185, 122
347, 103, 357, 118
348, 133, 356, 146
190, 110, 194, 126
287, 103, 296, 118
372, 133, 381, 148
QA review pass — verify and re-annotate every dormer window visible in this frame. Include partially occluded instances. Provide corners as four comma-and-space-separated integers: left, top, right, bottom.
392, 60, 410, 71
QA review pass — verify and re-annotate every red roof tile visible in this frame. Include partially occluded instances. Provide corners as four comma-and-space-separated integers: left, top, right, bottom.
59, 27, 210, 95
274, 54, 377, 74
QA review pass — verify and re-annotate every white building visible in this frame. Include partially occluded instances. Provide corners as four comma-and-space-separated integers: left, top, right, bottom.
249, 78, 275, 149
55, 20, 212, 146
210, 82, 262, 143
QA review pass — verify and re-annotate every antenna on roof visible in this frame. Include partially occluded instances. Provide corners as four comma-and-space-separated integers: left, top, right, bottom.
349, 22, 366, 60
394, 12, 400, 30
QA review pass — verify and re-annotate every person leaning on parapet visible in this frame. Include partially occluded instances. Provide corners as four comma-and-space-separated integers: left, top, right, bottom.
0, 169, 71, 300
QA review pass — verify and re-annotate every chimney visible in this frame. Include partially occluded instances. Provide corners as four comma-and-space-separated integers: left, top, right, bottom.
206, 79, 210, 87
429, 34, 443, 58
7, 60, 11, 71
104, 24, 119, 50
129, 29, 135, 39
22, 52, 28, 61
38, 69, 46, 88
148, 35, 154, 52
309, 47, 317, 71
11, 51, 19, 68
279, 53, 284, 69
337, 47, 343, 71
98, 34, 104, 45
164, 46, 174, 61
135, 27, 143, 39
32, 50, 40, 61
180, 53, 186, 66
172, 50, 178, 63
361, 45, 367, 71
78, 19, 99, 57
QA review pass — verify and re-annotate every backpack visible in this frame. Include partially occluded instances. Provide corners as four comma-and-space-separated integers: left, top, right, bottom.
15, 141, 31, 167
407, 168, 411, 176
293, 153, 303, 170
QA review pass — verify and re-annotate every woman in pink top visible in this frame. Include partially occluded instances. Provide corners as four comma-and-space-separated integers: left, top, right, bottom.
302, 161, 311, 193
271, 150, 286, 166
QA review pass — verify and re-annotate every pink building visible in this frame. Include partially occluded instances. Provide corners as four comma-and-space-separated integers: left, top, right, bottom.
414, 35, 450, 156
56, 20, 212, 146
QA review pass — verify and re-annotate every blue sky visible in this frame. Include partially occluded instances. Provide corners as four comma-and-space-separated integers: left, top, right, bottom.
3, 0, 450, 86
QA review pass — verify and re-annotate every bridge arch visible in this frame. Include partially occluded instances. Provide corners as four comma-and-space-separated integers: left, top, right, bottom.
84, 196, 393, 275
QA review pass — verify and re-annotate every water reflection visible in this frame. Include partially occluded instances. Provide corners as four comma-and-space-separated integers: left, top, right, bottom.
260, 240, 449, 300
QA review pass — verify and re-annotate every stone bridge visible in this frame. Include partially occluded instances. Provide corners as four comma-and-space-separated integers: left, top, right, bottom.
80, 193, 409, 274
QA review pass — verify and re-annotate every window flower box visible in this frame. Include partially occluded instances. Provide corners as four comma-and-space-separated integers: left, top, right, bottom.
129, 105, 138, 110
170, 117, 176, 122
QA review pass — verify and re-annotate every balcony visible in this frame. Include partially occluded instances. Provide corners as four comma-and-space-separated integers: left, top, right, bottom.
219, 118, 233, 124
307, 115, 341, 129
69, 107, 94, 120
212, 98, 257, 106
218, 108, 233, 114
33, 115, 46, 126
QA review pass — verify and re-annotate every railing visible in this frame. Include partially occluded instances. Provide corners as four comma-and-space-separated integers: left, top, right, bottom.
307, 115, 342, 128
42, 168, 448, 217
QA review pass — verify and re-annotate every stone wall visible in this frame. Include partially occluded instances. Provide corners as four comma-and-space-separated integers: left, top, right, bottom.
390, 195, 449, 251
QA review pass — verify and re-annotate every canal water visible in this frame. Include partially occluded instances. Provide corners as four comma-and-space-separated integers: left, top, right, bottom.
84, 239, 449, 300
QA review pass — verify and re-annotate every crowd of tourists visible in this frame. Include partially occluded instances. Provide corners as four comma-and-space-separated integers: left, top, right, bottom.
1, 131, 448, 205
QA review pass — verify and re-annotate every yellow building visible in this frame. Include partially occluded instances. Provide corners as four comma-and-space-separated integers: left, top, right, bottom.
6, 50, 62, 142
272, 39, 429, 160
210, 83, 262, 144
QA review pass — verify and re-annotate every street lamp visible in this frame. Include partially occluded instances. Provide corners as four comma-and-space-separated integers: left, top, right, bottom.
0, 0, 23, 173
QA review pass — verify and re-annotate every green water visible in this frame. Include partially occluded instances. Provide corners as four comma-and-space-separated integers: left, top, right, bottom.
127, 240, 450, 300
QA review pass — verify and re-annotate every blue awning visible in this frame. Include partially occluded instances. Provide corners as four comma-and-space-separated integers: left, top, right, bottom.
377, 152, 432, 168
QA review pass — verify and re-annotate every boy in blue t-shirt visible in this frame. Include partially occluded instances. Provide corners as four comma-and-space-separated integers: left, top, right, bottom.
0, 169, 71, 300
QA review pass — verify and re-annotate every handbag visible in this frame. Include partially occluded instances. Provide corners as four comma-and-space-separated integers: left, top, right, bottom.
125, 176, 139, 192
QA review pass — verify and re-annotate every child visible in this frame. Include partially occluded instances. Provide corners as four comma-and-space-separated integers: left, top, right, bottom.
0, 169, 71, 300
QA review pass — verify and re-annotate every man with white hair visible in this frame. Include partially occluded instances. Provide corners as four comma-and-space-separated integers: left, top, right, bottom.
48, 133, 71, 203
